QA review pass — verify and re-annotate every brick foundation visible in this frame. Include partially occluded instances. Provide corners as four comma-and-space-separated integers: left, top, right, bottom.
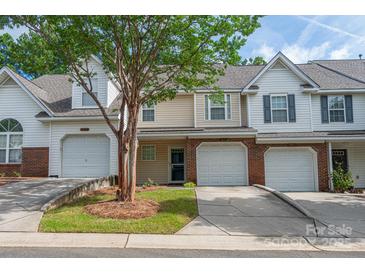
0, 164, 21, 176
186, 138, 329, 191
21, 147, 49, 177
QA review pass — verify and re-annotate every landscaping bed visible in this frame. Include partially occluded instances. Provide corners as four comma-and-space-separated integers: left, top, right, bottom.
39, 187, 198, 234
0, 177, 40, 186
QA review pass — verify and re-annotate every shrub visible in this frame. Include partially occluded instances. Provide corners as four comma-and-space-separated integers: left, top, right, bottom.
184, 182, 196, 188
142, 178, 159, 188
331, 164, 354, 192
13, 171, 21, 177
0, 172, 5, 178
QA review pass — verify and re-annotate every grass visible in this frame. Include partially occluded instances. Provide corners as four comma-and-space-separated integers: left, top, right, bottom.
39, 188, 198, 234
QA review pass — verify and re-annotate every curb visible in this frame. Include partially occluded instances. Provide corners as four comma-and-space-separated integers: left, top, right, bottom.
40, 176, 117, 212
253, 184, 314, 218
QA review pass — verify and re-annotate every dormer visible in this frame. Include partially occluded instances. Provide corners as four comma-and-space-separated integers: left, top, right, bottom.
72, 55, 119, 109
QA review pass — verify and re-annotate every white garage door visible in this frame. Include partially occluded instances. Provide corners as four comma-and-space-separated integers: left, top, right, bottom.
265, 148, 317, 191
197, 143, 247, 186
62, 135, 110, 178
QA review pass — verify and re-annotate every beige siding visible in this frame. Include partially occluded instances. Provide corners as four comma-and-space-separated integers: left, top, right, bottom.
332, 142, 365, 188
137, 140, 186, 185
241, 95, 248, 127
195, 93, 241, 127
138, 95, 194, 128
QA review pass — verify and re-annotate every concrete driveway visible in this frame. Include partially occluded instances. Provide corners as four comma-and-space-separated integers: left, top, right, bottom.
285, 192, 365, 238
0, 178, 92, 232
177, 186, 317, 237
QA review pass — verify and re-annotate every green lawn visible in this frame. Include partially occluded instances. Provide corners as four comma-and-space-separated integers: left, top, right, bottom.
39, 188, 198, 234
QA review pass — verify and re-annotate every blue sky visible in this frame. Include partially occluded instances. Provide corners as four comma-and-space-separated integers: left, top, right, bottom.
240, 15, 365, 63
2, 16, 365, 64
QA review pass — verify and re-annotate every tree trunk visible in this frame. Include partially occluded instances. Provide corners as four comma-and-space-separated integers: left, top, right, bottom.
117, 137, 129, 201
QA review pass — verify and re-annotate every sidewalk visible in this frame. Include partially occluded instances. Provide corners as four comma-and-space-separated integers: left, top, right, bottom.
1, 232, 365, 252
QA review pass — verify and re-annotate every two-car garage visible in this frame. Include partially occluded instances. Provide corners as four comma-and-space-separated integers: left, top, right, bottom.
196, 142, 318, 191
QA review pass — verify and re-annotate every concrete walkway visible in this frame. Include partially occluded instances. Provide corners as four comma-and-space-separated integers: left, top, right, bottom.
177, 186, 323, 237
284, 192, 365, 238
0, 178, 92, 232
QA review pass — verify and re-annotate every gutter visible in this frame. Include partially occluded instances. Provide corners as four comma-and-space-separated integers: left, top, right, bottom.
256, 136, 365, 144
37, 116, 119, 122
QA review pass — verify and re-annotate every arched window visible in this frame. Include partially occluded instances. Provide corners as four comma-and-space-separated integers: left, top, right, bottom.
0, 119, 23, 163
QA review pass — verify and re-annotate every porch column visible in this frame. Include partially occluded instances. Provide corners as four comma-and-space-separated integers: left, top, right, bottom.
328, 142, 334, 191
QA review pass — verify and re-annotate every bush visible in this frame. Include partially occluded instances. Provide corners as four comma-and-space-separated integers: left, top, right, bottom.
13, 171, 21, 177
142, 178, 159, 188
0, 172, 5, 178
184, 182, 196, 188
331, 164, 354, 192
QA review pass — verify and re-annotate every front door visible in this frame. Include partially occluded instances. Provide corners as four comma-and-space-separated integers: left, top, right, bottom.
332, 149, 348, 171
170, 148, 185, 182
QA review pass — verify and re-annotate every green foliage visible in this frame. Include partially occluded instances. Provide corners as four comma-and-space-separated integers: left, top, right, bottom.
242, 56, 267, 65
0, 172, 5, 177
142, 178, 159, 188
331, 164, 354, 192
13, 171, 21, 177
183, 182, 196, 188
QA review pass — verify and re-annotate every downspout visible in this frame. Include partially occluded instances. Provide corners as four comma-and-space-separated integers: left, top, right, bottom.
328, 141, 334, 191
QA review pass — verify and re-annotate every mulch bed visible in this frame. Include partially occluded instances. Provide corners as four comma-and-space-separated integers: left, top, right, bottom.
84, 198, 160, 219
0, 177, 40, 186
89, 185, 166, 196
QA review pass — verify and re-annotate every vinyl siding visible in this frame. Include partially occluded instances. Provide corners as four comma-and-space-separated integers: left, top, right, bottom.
49, 121, 118, 177
72, 58, 108, 108
0, 78, 49, 147
249, 68, 312, 133
195, 93, 241, 127
138, 95, 194, 128
107, 80, 119, 107
332, 142, 365, 188
312, 94, 365, 131
136, 140, 186, 184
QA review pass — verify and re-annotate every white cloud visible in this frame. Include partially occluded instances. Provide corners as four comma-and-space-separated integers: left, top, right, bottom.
330, 46, 350, 59
282, 42, 331, 63
253, 43, 276, 61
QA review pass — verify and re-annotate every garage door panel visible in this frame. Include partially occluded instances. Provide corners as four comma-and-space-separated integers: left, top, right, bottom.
62, 135, 110, 178
265, 148, 317, 192
197, 143, 247, 186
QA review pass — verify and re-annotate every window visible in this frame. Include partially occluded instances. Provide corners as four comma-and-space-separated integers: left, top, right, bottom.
141, 145, 156, 161
205, 94, 231, 120
271, 95, 288, 122
329, 96, 345, 122
82, 78, 98, 107
142, 103, 155, 122
0, 119, 23, 163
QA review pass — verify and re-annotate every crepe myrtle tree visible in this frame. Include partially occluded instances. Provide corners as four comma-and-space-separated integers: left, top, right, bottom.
5, 16, 262, 202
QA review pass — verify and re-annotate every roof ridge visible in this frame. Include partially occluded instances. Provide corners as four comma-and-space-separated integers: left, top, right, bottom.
313, 62, 365, 85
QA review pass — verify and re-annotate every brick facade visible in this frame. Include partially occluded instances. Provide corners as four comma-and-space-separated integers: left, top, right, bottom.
21, 147, 49, 177
0, 164, 21, 176
186, 138, 329, 191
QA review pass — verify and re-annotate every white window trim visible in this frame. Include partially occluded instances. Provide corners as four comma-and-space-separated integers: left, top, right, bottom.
141, 144, 156, 161
0, 132, 23, 164
141, 103, 156, 122
328, 95, 346, 123
81, 78, 99, 108
271, 94, 289, 123
206, 94, 232, 121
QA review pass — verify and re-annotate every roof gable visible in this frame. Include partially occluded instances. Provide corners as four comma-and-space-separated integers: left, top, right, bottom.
0, 67, 53, 116
243, 52, 319, 91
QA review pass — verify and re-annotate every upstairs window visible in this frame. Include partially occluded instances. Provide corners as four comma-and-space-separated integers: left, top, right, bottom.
271, 95, 288, 122
81, 78, 98, 107
328, 96, 345, 122
205, 94, 231, 120
142, 103, 155, 122
0, 119, 23, 163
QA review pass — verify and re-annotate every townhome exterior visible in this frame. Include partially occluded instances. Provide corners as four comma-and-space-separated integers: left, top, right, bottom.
1, 52, 364, 192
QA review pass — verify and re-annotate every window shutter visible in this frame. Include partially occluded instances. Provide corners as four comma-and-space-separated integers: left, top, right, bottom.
204, 95, 209, 120
345, 95, 353, 123
263, 95, 271, 123
288, 94, 296, 122
226, 94, 231, 120
320, 95, 329, 123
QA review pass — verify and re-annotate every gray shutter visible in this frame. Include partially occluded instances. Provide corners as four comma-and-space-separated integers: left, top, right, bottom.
263, 95, 271, 123
288, 94, 296, 122
320, 95, 329, 123
204, 95, 209, 120
345, 95, 353, 123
